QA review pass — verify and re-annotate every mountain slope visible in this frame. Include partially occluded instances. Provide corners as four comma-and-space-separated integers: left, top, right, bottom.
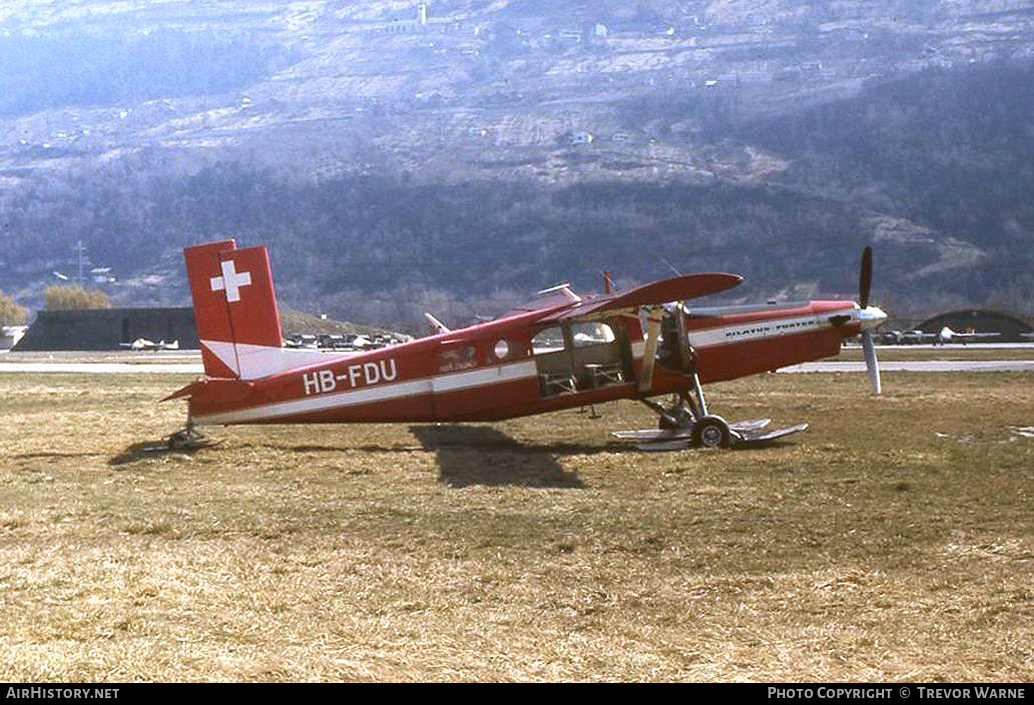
1, 1, 1033, 324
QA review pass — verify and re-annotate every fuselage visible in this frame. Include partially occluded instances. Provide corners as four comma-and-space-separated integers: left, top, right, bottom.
184, 299, 876, 426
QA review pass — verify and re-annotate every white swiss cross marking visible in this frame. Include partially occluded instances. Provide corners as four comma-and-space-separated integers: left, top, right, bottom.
210, 259, 252, 303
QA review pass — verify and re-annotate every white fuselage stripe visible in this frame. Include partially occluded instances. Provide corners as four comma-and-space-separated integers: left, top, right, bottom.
194, 359, 538, 425
431, 360, 537, 392
686, 313, 835, 349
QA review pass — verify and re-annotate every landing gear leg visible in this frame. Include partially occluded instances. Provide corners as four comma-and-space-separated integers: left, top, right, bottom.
166, 416, 213, 450
641, 393, 692, 429
640, 371, 732, 448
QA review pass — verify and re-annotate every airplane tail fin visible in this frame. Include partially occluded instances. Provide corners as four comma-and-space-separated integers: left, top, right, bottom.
184, 240, 284, 379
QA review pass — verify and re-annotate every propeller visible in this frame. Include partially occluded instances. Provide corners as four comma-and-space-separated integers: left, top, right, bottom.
861, 325, 882, 395
857, 246, 882, 395
859, 245, 872, 310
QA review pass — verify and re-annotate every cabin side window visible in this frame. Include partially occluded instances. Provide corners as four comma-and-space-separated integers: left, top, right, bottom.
437, 344, 478, 373
531, 326, 565, 355
571, 322, 616, 347
530, 321, 628, 397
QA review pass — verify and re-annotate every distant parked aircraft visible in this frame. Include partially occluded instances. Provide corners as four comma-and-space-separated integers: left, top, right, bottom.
878, 329, 930, 345
933, 327, 1000, 345
879, 327, 1000, 345
121, 338, 180, 352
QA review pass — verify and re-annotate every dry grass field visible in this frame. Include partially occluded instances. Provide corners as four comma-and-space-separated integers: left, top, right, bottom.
0, 365, 1032, 682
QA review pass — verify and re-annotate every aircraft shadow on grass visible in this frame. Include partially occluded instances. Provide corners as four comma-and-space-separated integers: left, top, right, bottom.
106, 426, 586, 488
408, 425, 588, 489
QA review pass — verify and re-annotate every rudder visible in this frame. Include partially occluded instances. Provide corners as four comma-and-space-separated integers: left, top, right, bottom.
184, 240, 284, 379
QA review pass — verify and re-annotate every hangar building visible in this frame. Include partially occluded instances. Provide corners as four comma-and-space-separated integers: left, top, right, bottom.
917, 309, 1033, 343
13, 307, 198, 351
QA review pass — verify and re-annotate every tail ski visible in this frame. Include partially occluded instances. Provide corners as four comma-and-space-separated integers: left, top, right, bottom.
184, 240, 325, 379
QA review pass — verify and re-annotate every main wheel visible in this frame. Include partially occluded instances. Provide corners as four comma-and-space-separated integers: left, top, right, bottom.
692, 415, 732, 449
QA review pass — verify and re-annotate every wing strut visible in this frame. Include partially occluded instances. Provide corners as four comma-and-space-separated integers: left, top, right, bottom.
638, 306, 663, 393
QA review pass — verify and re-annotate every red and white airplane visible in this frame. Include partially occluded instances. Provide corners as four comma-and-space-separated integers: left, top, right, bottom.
165, 240, 886, 449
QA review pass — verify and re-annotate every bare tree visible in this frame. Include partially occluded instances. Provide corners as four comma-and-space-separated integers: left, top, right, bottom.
0, 291, 28, 325
43, 286, 111, 310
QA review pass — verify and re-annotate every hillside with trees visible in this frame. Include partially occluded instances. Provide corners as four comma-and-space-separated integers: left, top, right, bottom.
1, 1, 1033, 328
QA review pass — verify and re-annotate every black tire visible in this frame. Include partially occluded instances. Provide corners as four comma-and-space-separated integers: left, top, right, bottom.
692, 415, 732, 449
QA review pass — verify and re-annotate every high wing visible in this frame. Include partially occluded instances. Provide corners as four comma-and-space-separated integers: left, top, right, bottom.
527, 272, 741, 395
536, 273, 743, 323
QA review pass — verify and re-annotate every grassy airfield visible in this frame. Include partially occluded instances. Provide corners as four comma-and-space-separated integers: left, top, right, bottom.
0, 365, 1032, 682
